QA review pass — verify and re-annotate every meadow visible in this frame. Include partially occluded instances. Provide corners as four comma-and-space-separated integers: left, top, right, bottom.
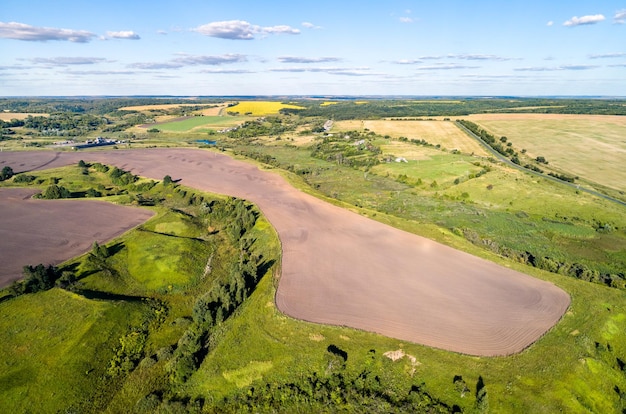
150, 115, 249, 133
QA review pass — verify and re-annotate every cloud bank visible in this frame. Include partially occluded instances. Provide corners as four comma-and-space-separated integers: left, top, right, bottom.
563, 14, 605, 27
106, 31, 140, 40
193, 20, 300, 39
0, 21, 96, 42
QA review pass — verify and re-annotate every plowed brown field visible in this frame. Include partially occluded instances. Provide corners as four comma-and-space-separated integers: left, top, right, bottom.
0, 149, 570, 356
0, 187, 154, 287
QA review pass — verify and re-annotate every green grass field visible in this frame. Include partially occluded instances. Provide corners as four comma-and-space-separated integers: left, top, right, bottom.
154, 115, 249, 132
0, 289, 145, 413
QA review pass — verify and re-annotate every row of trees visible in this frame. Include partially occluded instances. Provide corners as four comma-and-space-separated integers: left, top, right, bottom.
167, 198, 263, 384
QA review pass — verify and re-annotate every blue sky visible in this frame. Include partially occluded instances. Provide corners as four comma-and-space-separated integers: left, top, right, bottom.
1, 0, 625, 96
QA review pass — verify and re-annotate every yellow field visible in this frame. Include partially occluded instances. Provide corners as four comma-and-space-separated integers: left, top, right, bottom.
466, 113, 626, 192
119, 103, 228, 115
0, 112, 48, 121
333, 119, 489, 156
226, 101, 304, 116
320, 102, 339, 106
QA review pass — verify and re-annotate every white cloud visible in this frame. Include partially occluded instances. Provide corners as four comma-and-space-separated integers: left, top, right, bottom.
392, 59, 422, 64
615, 9, 626, 24
66, 70, 136, 76
270, 66, 374, 76
589, 52, 626, 59
515, 64, 599, 71
547, 21, 554, 26
193, 20, 299, 40
563, 14, 605, 27
199, 68, 255, 74
399, 17, 414, 23
278, 56, 340, 63
302, 22, 322, 29
106, 31, 140, 40
414, 64, 480, 70
25, 57, 110, 66
0, 21, 96, 42
451, 54, 513, 61
130, 54, 247, 69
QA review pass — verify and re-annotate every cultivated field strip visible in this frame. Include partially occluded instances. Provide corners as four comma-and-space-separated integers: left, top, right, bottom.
0, 149, 570, 356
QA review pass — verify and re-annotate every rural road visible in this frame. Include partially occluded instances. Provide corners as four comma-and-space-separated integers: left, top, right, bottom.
455, 120, 626, 208
0, 148, 571, 356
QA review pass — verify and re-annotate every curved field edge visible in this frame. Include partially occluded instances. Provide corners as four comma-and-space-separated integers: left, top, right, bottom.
0, 149, 571, 357
0, 150, 624, 412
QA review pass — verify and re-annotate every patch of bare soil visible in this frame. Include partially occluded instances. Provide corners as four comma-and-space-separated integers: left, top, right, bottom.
0, 187, 154, 288
0, 149, 570, 356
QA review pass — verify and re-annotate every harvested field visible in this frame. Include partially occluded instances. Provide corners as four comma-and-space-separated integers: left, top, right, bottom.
0, 188, 154, 287
119, 103, 227, 115
463, 113, 626, 191
0, 149, 570, 356
333, 119, 489, 156
0, 112, 48, 121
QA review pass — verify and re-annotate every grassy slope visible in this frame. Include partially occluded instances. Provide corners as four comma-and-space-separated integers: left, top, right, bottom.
0, 289, 145, 413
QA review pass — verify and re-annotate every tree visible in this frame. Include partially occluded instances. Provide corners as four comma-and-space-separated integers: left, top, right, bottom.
163, 175, 173, 186
0, 166, 14, 181
86, 241, 116, 277
42, 184, 71, 199
22, 264, 60, 293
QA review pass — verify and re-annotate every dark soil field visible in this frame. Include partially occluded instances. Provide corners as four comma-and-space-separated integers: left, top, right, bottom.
0, 149, 570, 356
0, 187, 155, 288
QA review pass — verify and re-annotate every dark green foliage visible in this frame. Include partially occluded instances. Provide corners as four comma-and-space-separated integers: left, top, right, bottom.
21, 113, 106, 136
18, 264, 61, 294
13, 174, 36, 183
110, 166, 138, 186
311, 131, 382, 168
547, 172, 575, 183
108, 330, 148, 377
77, 159, 87, 168
86, 241, 117, 277
55, 271, 77, 290
85, 187, 102, 197
171, 197, 261, 385
41, 184, 71, 199
227, 116, 295, 140
92, 162, 109, 173
475, 376, 488, 412
0, 166, 14, 181
163, 175, 173, 186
